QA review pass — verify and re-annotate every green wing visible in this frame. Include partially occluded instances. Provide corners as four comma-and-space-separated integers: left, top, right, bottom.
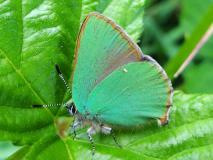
87, 61, 172, 127
72, 13, 142, 113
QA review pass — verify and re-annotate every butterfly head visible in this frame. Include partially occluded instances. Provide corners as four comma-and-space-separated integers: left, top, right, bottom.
65, 100, 77, 116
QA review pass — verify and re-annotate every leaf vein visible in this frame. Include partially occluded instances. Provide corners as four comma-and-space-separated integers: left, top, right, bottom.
0, 48, 54, 118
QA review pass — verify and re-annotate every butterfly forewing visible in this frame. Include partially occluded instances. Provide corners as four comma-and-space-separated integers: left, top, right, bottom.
72, 13, 143, 113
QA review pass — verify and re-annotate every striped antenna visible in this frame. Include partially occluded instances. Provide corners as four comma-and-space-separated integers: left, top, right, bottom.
55, 64, 72, 95
32, 65, 72, 109
32, 103, 65, 108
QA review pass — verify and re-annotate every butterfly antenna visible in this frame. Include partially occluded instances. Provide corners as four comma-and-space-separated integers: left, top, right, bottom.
32, 103, 64, 108
55, 64, 72, 95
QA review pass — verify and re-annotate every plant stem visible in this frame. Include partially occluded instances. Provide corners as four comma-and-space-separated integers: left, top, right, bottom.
174, 24, 213, 78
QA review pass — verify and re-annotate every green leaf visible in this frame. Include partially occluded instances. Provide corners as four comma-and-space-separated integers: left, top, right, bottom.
140, 0, 182, 57
81, 0, 145, 41
180, 61, 213, 93
180, 0, 213, 34
0, 0, 82, 144
6, 91, 213, 159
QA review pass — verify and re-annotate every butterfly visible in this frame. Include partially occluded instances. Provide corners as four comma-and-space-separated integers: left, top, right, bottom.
34, 12, 173, 156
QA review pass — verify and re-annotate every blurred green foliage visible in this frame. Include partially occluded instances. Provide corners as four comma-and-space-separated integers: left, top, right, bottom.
141, 0, 213, 93
179, 0, 213, 93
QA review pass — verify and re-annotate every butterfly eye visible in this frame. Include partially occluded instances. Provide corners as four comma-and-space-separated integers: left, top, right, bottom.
71, 105, 77, 114
66, 102, 77, 115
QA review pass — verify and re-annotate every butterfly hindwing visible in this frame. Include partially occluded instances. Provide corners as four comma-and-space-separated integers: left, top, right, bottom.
87, 60, 172, 127
72, 13, 142, 113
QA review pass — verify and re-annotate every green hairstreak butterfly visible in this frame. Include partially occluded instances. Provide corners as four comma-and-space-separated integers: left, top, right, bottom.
35, 12, 173, 156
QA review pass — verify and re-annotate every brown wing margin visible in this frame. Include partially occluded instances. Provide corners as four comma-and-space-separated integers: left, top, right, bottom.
142, 55, 173, 126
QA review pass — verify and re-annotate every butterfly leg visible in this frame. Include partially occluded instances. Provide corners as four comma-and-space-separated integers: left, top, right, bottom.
101, 125, 122, 148
71, 118, 82, 139
87, 126, 96, 156
71, 117, 77, 139
111, 130, 122, 148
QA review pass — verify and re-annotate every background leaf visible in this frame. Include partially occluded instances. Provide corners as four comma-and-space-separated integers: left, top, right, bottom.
140, 0, 181, 58
6, 91, 213, 160
81, 0, 145, 41
0, 0, 81, 145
